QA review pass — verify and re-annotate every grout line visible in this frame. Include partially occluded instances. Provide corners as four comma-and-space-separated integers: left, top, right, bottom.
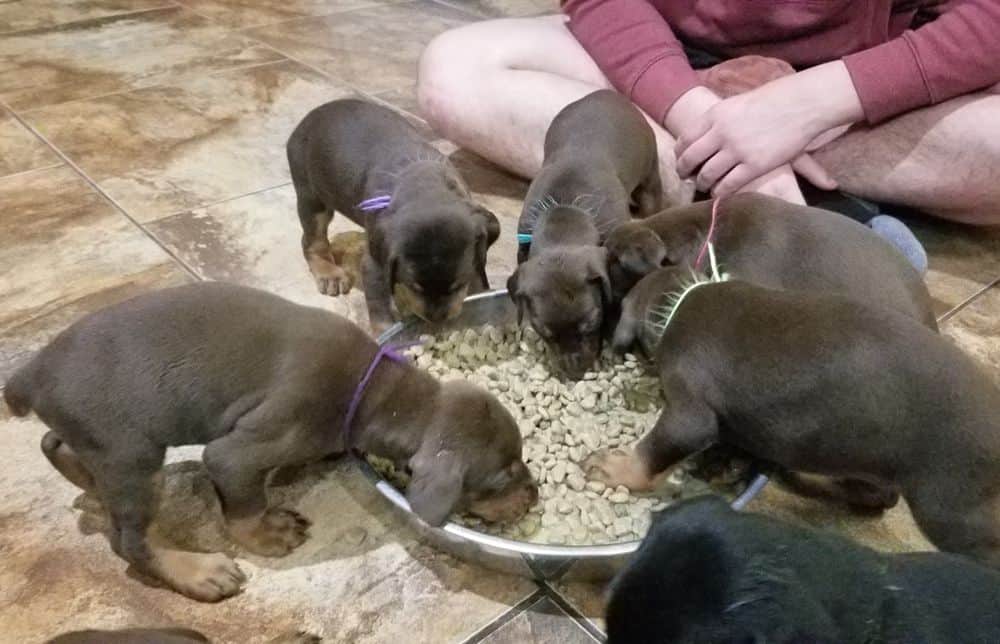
3, 109, 202, 282
16, 58, 296, 117
151, 181, 294, 222
179, 0, 415, 32
0, 161, 65, 182
457, 588, 546, 644
428, 0, 493, 19
539, 581, 607, 642
937, 275, 999, 325
0, 4, 179, 37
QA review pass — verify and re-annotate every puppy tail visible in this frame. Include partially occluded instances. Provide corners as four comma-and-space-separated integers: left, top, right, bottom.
3, 363, 35, 418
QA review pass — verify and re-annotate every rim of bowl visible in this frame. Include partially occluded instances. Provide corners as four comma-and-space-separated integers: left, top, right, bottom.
367, 289, 770, 559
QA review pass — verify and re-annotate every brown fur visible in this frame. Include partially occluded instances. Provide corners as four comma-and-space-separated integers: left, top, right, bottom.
287, 99, 499, 333
5, 283, 536, 602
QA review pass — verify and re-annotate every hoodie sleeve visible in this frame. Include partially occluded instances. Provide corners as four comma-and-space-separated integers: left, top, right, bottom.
843, 0, 1000, 123
562, 0, 702, 124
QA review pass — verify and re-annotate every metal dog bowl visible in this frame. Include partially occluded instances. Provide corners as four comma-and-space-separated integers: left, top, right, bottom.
362, 289, 769, 581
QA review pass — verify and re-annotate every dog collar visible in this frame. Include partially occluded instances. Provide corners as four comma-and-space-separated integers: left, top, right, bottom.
342, 340, 421, 450
645, 242, 728, 340
358, 195, 392, 212
516, 233, 533, 244
693, 198, 722, 270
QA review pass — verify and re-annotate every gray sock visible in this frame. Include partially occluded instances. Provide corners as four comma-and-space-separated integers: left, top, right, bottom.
867, 214, 928, 275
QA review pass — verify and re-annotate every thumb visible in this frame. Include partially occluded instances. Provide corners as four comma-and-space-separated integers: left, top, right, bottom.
792, 154, 838, 190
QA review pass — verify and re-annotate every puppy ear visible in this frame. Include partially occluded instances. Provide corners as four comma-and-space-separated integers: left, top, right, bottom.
585, 247, 613, 304
662, 221, 704, 266
506, 269, 527, 326
612, 295, 640, 353
472, 205, 501, 247
406, 449, 466, 526
619, 230, 667, 276
471, 205, 500, 290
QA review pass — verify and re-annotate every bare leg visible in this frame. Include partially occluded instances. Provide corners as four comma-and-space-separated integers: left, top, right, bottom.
418, 15, 692, 206
812, 86, 1000, 225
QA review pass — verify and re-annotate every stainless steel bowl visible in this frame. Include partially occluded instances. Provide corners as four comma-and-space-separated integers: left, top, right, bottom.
363, 289, 769, 581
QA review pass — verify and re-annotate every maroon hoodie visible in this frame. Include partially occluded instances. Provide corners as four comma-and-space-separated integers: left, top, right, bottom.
562, 0, 1000, 124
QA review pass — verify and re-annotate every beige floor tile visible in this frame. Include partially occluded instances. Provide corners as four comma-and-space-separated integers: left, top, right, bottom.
0, 109, 59, 177
942, 283, 1000, 387
0, 165, 191, 381
147, 184, 373, 328
910, 219, 1000, 318
23, 60, 354, 222
246, 1, 471, 95
178, 0, 409, 29
477, 596, 599, 643
436, 0, 559, 18
0, 0, 172, 35
0, 418, 536, 643
550, 580, 607, 637
0, 6, 283, 111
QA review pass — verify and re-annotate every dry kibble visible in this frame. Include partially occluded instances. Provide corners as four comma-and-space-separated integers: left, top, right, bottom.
365, 324, 752, 546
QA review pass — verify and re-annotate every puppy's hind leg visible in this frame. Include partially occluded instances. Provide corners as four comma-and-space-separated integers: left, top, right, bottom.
909, 484, 1000, 568
585, 374, 718, 491
203, 406, 319, 558
41, 431, 96, 493
95, 443, 245, 602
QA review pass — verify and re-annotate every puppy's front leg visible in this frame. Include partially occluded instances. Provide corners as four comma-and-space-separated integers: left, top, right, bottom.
297, 195, 352, 296
584, 376, 718, 491
203, 423, 314, 558
362, 253, 395, 335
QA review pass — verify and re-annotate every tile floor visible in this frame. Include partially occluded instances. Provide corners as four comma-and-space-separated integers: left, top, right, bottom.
0, 1, 997, 642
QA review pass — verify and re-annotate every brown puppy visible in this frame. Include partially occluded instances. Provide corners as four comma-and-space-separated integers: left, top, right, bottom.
48, 628, 319, 644
509, 90, 663, 378
606, 193, 937, 352
47, 628, 210, 644
588, 279, 1000, 567
287, 99, 500, 333
5, 283, 536, 602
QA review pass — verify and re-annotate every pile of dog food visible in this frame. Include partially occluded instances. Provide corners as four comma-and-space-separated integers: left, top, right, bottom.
368, 324, 752, 546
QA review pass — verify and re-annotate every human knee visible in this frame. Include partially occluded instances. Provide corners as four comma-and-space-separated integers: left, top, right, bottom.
418, 24, 488, 129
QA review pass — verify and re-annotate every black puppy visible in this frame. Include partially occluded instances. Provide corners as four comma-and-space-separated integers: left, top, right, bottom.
607, 497, 1000, 644
5, 283, 536, 602
508, 90, 663, 378
287, 98, 500, 333
587, 280, 1000, 566
607, 193, 937, 354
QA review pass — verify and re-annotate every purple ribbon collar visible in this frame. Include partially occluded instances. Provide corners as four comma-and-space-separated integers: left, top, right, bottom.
358, 195, 392, 213
342, 340, 422, 449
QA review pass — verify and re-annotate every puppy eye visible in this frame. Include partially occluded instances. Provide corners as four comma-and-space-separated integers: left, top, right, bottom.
411, 283, 425, 294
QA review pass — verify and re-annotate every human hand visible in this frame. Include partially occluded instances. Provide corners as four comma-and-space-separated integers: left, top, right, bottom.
674, 61, 863, 197
737, 164, 806, 205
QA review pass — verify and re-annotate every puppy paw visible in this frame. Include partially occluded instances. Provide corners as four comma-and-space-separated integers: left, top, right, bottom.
583, 448, 655, 492
310, 258, 353, 296
229, 508, 311, 557
153, 549, 246, 603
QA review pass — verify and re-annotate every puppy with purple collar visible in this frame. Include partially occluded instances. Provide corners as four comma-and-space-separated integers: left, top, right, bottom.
508, 90, 664, 378
287, 99, 500, 333
5, 283, 536, 602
